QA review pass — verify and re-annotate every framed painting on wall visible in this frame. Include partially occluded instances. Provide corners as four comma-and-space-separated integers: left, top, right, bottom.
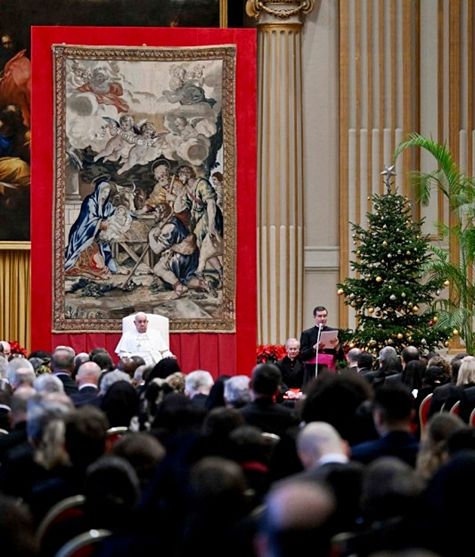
0, 0, 243, 247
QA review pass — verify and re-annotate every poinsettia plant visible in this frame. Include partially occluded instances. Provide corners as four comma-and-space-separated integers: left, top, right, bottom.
8, 340, 28, 358
256, 344, 286, 364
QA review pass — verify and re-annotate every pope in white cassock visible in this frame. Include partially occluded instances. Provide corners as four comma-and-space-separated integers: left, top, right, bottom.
115, 312, 174, 366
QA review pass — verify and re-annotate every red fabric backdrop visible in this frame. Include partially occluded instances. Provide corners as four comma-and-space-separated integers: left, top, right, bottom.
30, 26, 257, 377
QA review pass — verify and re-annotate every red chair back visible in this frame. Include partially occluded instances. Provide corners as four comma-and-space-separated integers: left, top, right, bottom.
419, 392, 433, 433
470, 408, 475, 427
55, 529, 112, 557
450, 400, 461, 415
105, 426, 129, 452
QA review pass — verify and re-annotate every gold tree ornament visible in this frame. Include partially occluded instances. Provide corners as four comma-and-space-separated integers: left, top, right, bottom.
337, 288, 344, 295
375, 276, 382, 283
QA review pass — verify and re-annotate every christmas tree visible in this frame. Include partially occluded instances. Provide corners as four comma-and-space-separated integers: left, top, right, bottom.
337, 166, 453, 354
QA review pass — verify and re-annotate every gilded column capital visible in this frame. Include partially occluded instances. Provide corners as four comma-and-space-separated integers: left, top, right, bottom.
246, 0, 315, 21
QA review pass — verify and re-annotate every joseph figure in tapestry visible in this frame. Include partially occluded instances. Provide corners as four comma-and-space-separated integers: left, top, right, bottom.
53, 45, 236, 333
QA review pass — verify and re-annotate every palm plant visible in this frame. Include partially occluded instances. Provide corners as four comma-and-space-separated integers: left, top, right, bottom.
394, 133, 475, 353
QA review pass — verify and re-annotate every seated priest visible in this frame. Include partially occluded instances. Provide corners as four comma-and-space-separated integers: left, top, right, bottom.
115, 312, 174, 367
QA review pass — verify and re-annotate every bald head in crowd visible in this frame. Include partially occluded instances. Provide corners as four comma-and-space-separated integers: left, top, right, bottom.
256, 481, 336, 557
76, 361, 102, 388
297, 421, 349, 469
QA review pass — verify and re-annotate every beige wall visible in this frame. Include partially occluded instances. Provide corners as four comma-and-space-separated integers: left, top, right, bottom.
301, 0, 340, 329
299, 0, 474, 333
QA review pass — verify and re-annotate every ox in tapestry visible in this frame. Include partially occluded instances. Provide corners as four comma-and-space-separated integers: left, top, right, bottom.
52, 45, 236, 332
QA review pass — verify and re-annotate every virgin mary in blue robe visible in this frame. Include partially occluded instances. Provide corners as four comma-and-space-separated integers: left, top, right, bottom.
65, 179, 117, 276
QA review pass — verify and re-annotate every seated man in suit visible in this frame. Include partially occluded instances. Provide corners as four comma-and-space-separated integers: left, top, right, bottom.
51, 347, 79, 396
70, 361, 102, 408
350, 383, 419, 467
279, 421, 364, 534
115, 312, 174, 367
276, 338, 305, 390
239, 363, 299, 437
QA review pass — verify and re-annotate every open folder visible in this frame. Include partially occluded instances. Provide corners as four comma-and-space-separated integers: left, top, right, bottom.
319, 329, 339, 349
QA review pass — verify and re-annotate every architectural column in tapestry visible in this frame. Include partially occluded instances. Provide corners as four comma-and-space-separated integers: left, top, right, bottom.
246, 0, 315, 343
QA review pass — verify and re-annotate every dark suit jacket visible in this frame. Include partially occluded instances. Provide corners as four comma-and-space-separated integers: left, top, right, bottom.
239, 397, 299, 437
300, 325, 343, 384
299, 325, 340, 362
350, 430, 419, 467
70, 385, 101, 408
276, 356, 305, 389
53, 371, 78, 395
428, 383, 462, 417
0, 421, 27, 464
190, 393, 209, 410
459, 384, 475, 423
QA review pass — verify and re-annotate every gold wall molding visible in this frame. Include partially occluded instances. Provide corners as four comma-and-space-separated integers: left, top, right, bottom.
246, 0, 315, 20
258, 23, 303, 32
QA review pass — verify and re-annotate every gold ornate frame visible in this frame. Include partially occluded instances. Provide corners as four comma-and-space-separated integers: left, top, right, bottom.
52, 44, 236, 332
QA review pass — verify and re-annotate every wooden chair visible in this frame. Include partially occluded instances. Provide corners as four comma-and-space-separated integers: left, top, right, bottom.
449, 400, 461, 415
36, 495, 86, 545
54, 529, 112, 557
418, 392, 433, 433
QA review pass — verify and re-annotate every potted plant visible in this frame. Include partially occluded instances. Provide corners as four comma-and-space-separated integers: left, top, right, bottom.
395, 133, 475, 353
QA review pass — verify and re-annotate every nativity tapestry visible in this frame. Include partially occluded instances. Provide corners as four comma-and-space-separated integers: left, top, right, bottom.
52, 44, 236, 332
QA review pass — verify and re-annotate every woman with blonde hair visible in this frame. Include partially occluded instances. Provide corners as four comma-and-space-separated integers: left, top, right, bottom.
456, 355, 475, 422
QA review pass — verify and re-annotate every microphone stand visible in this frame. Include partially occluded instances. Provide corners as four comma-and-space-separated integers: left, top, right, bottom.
315, 324, 323, 378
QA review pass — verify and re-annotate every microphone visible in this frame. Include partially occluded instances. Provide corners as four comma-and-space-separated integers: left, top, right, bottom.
316, 323, 323, 345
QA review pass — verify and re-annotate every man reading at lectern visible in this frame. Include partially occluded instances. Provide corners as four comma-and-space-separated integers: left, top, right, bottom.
300, 305, 342, 385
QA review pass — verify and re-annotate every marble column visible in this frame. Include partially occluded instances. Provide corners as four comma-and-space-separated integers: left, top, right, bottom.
246, 0, 315, 343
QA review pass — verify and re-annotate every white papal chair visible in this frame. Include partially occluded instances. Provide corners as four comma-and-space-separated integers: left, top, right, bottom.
121, 312, 170, 348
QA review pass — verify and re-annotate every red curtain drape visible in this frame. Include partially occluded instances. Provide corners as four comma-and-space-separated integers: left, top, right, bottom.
31, 26, 257, 377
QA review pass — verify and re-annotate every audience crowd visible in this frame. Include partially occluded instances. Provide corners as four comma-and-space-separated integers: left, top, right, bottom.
0, 337, 474, 557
